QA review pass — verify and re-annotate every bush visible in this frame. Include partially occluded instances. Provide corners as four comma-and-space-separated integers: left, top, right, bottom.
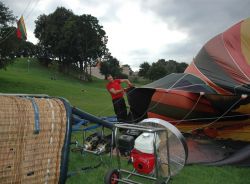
116, 73, 128, 79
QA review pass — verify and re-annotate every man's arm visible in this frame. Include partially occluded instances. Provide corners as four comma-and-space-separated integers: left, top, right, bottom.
120, 79, 133, 87
109, 88, 124, 95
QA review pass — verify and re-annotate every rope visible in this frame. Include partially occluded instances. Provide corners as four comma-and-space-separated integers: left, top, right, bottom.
25, 0, 41, 23
222, 33, 250, 81
188, 95, 245, 133
168, 113, 250, 123
169, 83, 209, 91
21, 0, 33, 17
124, 73, 190, 123
175, 92, 203, 126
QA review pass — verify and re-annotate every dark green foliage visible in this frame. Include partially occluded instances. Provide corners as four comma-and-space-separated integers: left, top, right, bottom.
34, 7, 108, 80
139, 59, 188, 80
0, 27, 17, 69
177, 62, 188, 73
122, 64, 133, 75
0, 27, 36, 69
0, 2, 36, 69
36, 44, 53, 67
117, 72, 128, 79
0, 2, 16, 28
148, 61, 167, 80
34, 7, 75, 72
0, 2, 16, 69
164, 59, 188, 75
100, 55, 122, 78
138, 62, 151, 78
16, 40, 36, 57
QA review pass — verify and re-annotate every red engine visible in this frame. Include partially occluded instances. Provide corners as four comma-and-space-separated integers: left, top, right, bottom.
130, 148, 155, 174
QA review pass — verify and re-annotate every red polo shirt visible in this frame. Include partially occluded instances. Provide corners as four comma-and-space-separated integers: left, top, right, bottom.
106, 79, 124, 100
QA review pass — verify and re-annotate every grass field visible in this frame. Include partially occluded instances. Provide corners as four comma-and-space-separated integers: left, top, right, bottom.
0, 58, 249, 184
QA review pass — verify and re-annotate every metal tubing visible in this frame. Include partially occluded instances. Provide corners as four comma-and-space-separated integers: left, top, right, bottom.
153, 132, 159, 180
58, 98, 72, 184
72, 114, 88, 124
72, 107, 114, 129
0, 93, 49, 97
115, 127, 122, 169
82, 148, 103, 155
115, 123, 165, 132
166, 131, 171, 177
120, 169, 157, 180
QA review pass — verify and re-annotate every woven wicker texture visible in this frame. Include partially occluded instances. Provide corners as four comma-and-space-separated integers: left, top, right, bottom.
0, 96, 67, 184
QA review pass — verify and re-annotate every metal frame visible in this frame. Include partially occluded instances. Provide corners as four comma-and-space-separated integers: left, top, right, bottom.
112, 123, 171, 184
69, 115, 117, 177
71, 114, 117, 156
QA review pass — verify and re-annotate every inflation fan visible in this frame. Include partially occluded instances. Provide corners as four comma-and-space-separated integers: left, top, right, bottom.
104, 118, 188, 184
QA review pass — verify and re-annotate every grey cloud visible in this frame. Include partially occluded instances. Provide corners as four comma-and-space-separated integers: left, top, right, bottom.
139, 0, 250, 63
128, 49, 151, 57
99, 2, 122, 22
153, 1, 248, 34
159, 42, 198, 63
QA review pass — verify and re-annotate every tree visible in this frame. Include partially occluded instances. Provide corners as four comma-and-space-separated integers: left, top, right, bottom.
176, 62, 188, 73
0, 2, 16, 29
36, 43, 53, 67
0, 27, 17, 68
143, 59, 188, 80
34, 7, 108, 80
147, 62, 167, 80
138, 62, 151, 78
34, 7, 74, 72
16, 41, 36, 57
63, 14, 107, 79
122, 64, 133, 76
0, 2, 17, 69
100, 55, 122, 78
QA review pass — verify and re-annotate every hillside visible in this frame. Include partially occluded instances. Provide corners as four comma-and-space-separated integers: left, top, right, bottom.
0, 58, 114, 116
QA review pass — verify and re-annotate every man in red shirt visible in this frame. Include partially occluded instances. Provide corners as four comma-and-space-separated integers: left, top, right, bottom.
106, 74, 133, 122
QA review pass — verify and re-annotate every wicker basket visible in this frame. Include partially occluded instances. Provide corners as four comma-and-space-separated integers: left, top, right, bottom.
0, 96, 71, 184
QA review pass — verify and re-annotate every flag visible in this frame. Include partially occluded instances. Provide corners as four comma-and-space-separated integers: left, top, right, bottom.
16, 15, 27, 40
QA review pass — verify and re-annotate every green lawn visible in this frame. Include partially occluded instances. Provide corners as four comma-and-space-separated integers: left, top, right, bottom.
0, 58, 249, 184
0, 58, 113, 116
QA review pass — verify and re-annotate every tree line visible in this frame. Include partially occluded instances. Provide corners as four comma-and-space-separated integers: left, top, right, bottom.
0, 2, 188, 81
0, 2, 36, 69
138, 59, 188, 80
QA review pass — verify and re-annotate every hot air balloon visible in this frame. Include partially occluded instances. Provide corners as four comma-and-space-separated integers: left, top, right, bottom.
127, 18, 250, 166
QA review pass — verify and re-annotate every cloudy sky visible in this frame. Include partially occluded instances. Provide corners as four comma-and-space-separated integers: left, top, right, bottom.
2, 0, 250, 71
